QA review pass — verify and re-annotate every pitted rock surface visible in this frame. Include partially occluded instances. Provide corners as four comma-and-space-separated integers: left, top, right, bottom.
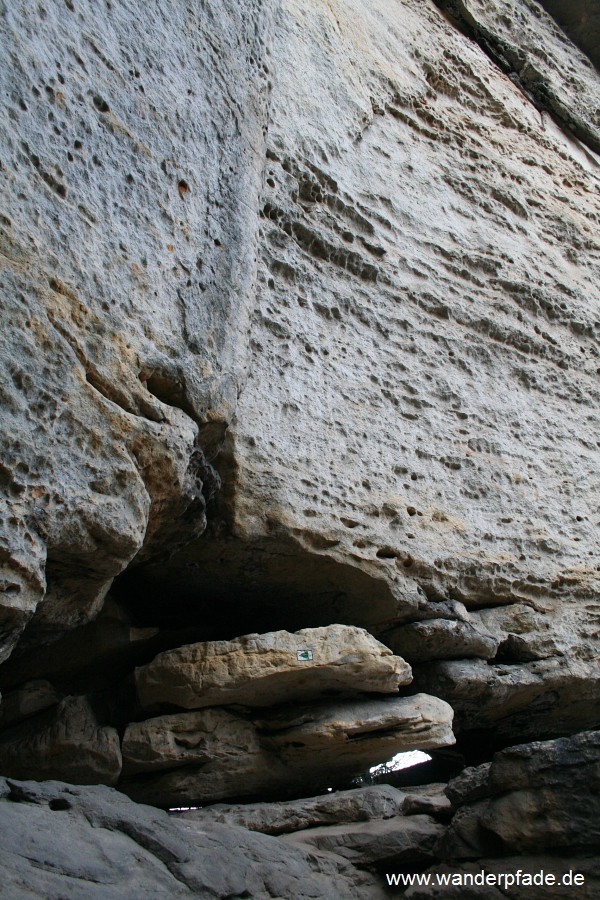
135, 624, 411, 711
0, 0, 277, 658
1, 0, 600, 895
120, 693, 454, 808
135, 0, 600, 743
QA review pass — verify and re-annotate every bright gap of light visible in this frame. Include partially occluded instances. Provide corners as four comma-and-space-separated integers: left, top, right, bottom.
168, 753, 432, 811
369, 750, 431, 775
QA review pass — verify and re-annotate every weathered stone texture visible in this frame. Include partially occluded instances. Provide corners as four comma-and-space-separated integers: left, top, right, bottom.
440, 730, 600, 858
404, 731, 600, 897
181, 782, 452, 835
182, 784, 413, 835
0, 679, 60, 727
0, 777, 387, 899
1, 0, 600, 893
0, 0, 277, 658
412, 655, 600, 743
138, 0, 600, 743
384, 618, 498, 663
135, 624, 411, 710
121, 693, 454, 807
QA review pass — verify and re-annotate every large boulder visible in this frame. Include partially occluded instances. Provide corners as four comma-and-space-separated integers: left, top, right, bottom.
403, 731, 600, 898
0, 776, 387, 899
439, 730, 600, 858
0, 695, 121, 786
120, 693, 454, 807
135, 624, 411, 711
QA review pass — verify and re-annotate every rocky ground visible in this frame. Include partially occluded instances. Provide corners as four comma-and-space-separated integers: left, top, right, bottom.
1, 731, 598, 898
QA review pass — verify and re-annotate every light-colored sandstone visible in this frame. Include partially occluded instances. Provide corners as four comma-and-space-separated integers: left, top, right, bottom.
436, 0, 600, 153
135, 624, 411, 710
0, 0, 277, 658
121, 693, 454, 807
261, 694, 455, 766
1, 0, 599, 762
131, 0, 600, 744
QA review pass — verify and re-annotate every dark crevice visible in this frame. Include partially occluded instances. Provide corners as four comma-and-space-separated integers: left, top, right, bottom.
537, 0, 600, 71
112, 533, 400, 640
431, 0, 600, 156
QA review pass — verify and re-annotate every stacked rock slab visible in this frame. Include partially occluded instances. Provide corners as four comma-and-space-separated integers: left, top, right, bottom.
182, 783, 453, 835
404, 730, 600, 899
120, 625, 454, 807
179, 783, 452, 870
121, 695, 455, 808
135, 624, 412, 710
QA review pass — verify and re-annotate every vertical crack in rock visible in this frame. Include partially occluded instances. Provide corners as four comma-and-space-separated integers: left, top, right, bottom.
432, 0, 600, 155
0, 0, 279, 659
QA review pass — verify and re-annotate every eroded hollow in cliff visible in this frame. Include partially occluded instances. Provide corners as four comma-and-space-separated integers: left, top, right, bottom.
113, 532, 403, 642
111, 421, 423, 642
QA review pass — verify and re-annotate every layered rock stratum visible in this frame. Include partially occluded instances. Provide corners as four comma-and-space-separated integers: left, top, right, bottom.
1, 0, 599, 896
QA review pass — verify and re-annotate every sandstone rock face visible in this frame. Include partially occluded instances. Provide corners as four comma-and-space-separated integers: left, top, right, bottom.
434, 0, 600, 152
0, 696, 121, 786
261, 694, 455, 765
132, 0, 600, 749
182, 784, 412, 835
0, 0, 277, 659
1, 0, 600, 894
440, 730, 600, 860
0, 777, 387, 900
135, 624, 411, 710
538, 0, 600, 69
283, 814, 444, 869
121, 693, 454, 808
412, 656, 600, 743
